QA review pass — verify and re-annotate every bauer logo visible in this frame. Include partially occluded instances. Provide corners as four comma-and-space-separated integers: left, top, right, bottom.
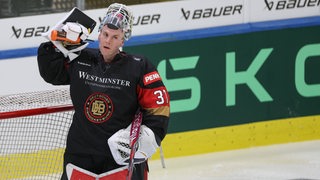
143, 71, 162, 86
180, 5, 243, 20
11, 26, 50, 39
264, 0, 320, 11
98, 13, 161, 27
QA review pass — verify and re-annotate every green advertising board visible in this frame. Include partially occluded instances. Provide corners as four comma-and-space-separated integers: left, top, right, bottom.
125, 25, 320, 133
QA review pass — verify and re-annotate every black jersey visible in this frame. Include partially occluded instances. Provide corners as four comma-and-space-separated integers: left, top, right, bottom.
37, 42, 170, 158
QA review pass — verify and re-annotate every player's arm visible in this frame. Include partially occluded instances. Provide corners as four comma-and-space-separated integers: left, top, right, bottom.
37, 21, 90, 85
137, 59, 170, 144
107, 57, 170, 166
37, 41, 70, 85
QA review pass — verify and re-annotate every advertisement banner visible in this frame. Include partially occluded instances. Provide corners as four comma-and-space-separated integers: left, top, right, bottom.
1, 0, 319, 51
250, 0, 320, 22
0, 0, 244, 50
125, 25, 320, 133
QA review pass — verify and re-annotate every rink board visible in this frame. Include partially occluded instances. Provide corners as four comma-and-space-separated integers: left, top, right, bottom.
155, 115, 320, 159
1, 0, 320, 179
1, 114, 320, 179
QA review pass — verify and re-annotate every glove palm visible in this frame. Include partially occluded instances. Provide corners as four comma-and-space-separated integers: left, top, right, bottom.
108, 125, 159, 165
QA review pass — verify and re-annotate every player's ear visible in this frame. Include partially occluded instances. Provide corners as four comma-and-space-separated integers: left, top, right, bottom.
119, 35, 125, 47
98, 31, 102, 41
121, 38, 124, 46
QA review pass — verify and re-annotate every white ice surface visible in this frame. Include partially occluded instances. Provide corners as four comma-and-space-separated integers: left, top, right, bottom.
17, 140, 320, 180
148, 140, 320, 180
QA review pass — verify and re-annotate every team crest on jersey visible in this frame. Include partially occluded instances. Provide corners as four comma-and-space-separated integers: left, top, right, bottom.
84, 93, 113, 123
143, 71, 162, 86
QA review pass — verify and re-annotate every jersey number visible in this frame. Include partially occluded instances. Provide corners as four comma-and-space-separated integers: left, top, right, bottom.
154, 90, 167, 105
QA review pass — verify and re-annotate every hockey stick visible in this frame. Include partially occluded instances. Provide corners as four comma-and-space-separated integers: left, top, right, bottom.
159, 145, 166, 168
126, 110, 143, 180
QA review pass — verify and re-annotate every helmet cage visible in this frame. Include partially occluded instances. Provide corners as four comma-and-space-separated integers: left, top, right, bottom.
99, 3, 134, 40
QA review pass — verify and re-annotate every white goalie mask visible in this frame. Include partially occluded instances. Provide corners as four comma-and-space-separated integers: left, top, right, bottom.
99, 3, 134, 40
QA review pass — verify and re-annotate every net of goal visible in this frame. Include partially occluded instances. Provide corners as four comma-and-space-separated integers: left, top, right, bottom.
0, 88, 73, 180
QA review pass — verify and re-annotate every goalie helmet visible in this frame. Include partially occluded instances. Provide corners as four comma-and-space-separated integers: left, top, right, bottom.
99, 3, 134, 40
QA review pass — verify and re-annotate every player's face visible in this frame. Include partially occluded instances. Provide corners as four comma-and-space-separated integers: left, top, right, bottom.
98, 25, 125, 62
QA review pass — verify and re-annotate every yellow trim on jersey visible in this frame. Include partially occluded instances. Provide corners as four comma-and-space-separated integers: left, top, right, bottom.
1, 115, 320, 178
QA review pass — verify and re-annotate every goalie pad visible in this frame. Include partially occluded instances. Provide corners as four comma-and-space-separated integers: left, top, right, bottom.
108, 125, 159, 165
66, 163, 127, 180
